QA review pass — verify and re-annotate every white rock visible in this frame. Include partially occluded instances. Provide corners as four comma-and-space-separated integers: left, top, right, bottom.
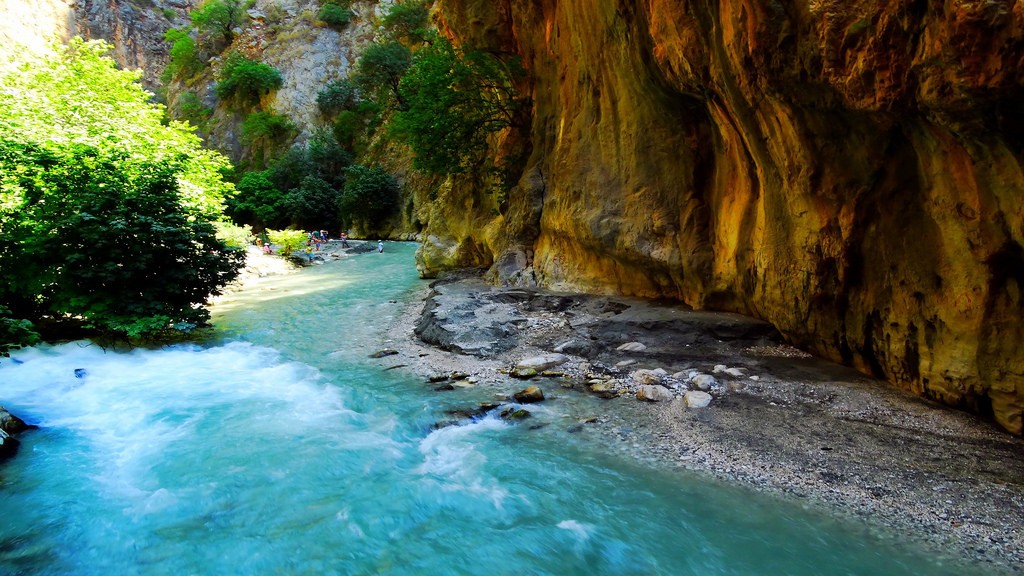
636, 385, 674, 402
684, 391, 713, 408
515, 353, 569, 372
632, 368, 665, 386
690, 374, 717, 391
617, 342, 647, 352
723, 367, 745, 378
712, 364, 728, 373
749, 375, 760, 381
615, 360, 636, 368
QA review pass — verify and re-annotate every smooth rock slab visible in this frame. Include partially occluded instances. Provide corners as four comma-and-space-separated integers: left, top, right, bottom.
616, 342, 647, 352
515, 353, 569, 372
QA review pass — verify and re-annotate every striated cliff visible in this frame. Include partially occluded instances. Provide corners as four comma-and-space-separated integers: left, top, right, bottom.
421, 0, 1024, 434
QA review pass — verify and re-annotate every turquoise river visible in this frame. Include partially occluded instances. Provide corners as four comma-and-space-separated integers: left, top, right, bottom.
0, 242, 985, 575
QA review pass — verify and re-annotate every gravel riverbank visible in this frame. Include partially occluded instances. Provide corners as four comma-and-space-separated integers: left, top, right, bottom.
371, 271, 1024, 575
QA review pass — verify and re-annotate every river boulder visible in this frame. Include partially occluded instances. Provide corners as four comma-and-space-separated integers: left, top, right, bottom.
0, 406, 29, 435
0, 406, 26, 460
514, 353, 569, 373
0, 429, 19, 459
636, 385, 674, 402
684, 391, 713, 409
513, 386, 545, 404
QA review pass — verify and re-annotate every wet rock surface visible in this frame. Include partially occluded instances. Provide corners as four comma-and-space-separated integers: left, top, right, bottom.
381, 273, 1024, 574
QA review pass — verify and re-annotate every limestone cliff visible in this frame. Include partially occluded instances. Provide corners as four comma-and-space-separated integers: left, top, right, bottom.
0, 0, 190, 87
421, 0, 1024, 434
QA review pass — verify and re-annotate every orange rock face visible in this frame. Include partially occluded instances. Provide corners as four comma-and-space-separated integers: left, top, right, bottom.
424, 0, 1024, 433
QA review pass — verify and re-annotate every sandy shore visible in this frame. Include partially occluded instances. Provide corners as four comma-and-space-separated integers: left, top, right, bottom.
370, 271, 1024, 575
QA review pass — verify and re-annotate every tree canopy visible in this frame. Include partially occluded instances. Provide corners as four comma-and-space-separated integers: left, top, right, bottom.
0, 38, 243, 344
390, 37, 521, 176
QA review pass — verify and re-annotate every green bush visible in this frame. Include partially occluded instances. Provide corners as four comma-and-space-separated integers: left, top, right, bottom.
318, 3, 352, 28
164, 28, 203, 80
266, 228, 308, 256
381, 1, 430, 43
214, 221, 253, 249
176, 91, 212, 130
339, 164, 400, 234
215, 53, 283, 105
0, 306, 40, 356
316, 79, 357, 116
241, 111, 295, 145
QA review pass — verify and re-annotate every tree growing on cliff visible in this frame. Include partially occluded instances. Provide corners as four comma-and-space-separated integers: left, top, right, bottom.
163, 28, 203, 81
354, 41, 411, 109
191, 0, 249, 49
390, 37, 522, 176
215, 53, 284, 107
381, 0, 431, 44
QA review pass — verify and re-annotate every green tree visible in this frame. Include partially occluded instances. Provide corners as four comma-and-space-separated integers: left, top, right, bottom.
0, 38, 233, 216
215, 53, 284, 107
163, 28, 203, 80
241, 111, 295, 148
339, 164, 400, 235
316, 79, 358, 117
390, 37, 521, 175
285, 176, 341, 230
318, 3, 352, 28
307, 128, 353, 188
0, 141, 245, 339
381, 1, 430, 44
354, 40, 411, 108
0, 38, 242, 340
191, 0, 248, 47
228, 170, 290, 228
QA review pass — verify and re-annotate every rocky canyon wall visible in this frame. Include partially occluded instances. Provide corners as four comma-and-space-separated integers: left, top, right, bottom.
0, 0, 189, 87
426, 0, 1024, 433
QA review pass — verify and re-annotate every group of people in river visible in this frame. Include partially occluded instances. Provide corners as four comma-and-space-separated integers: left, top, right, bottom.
253, 230, 383, 262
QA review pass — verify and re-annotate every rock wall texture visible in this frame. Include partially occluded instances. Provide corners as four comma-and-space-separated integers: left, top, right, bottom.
0, 0, 189, 87
0, 0, 78, 60
423, 0, 1024, 433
